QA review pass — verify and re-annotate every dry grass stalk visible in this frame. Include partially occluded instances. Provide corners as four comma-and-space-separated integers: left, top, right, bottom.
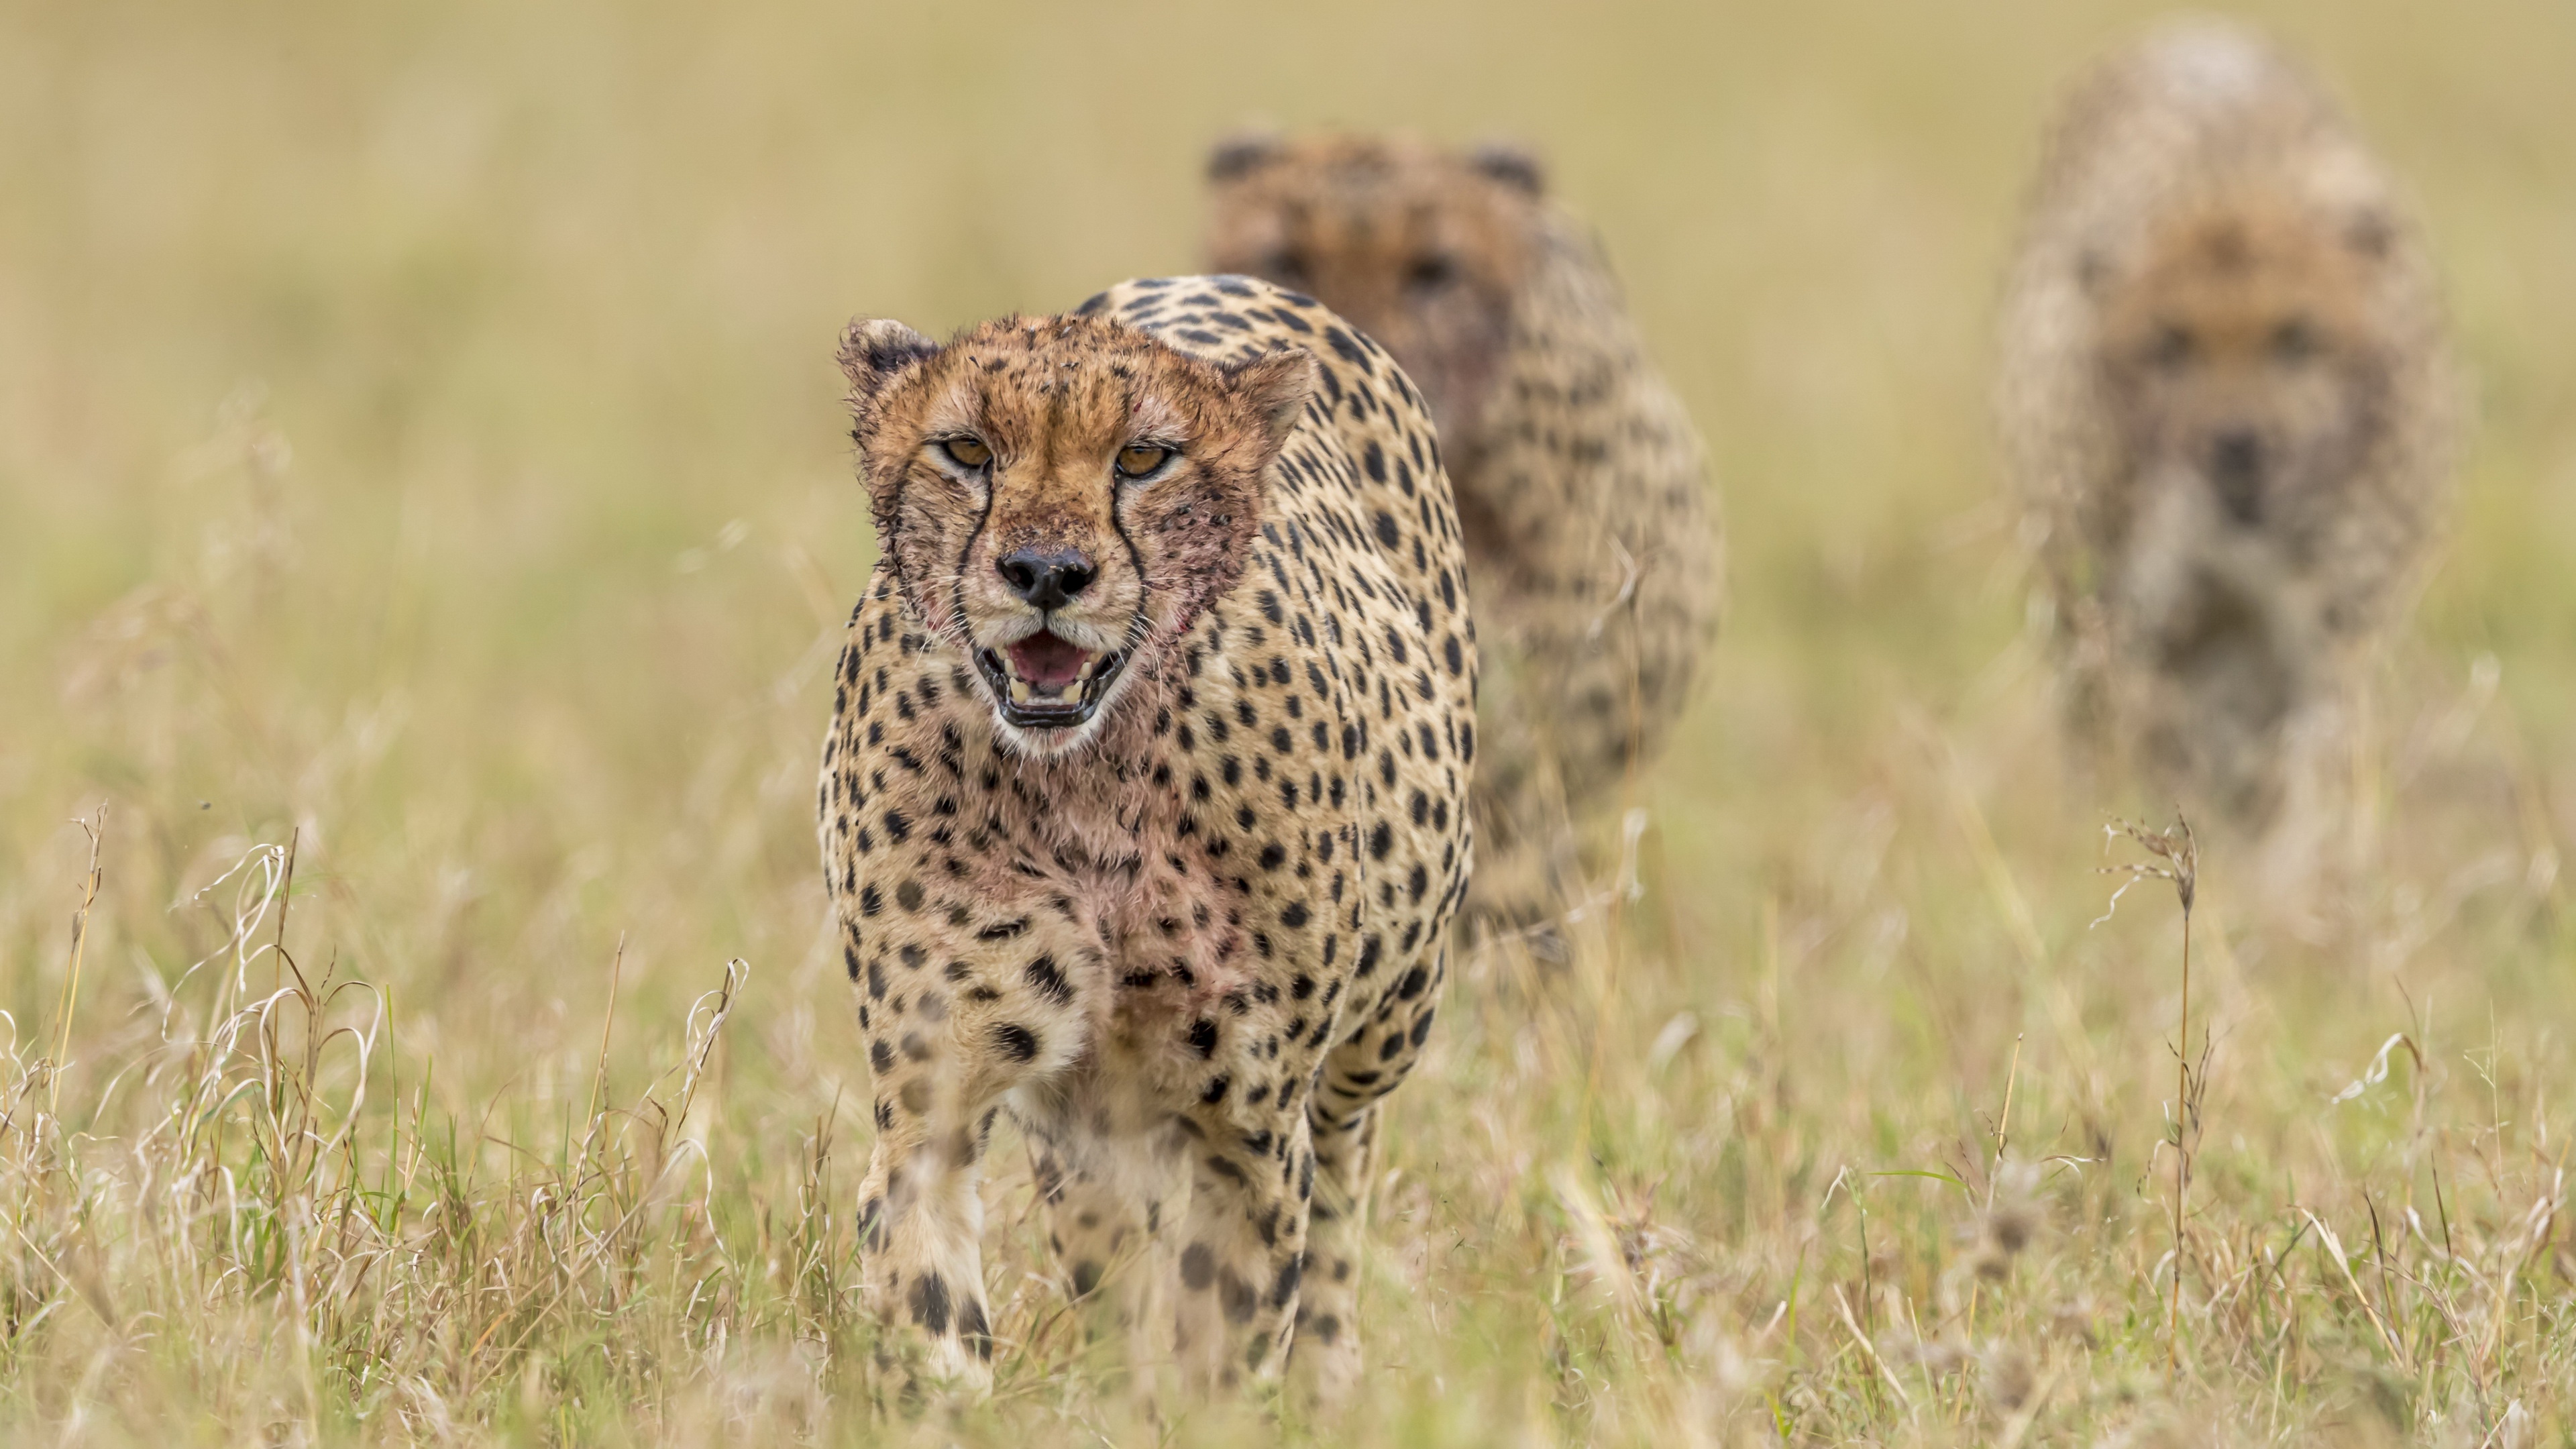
2099, 813, 2200, 1378
44, 808, 106, 1118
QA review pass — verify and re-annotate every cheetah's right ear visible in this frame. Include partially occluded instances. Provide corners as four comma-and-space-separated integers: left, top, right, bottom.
1224, 347, 1319, 459
1207, 130, 1284, 182
837, 318, 939, 413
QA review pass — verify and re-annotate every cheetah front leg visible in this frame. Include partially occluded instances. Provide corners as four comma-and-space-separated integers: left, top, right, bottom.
853, 1091, 1002, 1393
1171, 1105, 1315, 1395
840, 900, 1092, 1399
1029, 1121, 1188, 1399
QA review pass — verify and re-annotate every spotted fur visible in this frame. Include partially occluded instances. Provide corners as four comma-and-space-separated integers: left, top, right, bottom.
1997, 23, 2455, 907
818, 276, 1474, 1403
1208, 133, 1722, 930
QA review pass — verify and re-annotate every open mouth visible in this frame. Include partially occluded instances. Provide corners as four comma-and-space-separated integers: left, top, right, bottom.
975, 631, 1130, 731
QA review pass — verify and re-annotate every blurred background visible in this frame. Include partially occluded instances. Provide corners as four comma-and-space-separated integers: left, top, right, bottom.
10, 0, 2570, 1041
3, 0, 2572, 1435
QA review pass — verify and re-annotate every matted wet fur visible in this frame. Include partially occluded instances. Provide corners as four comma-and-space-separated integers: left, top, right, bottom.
1208, 133, 1721, 935
819, 276, 1474, 1406
1996, 23, 2456, 920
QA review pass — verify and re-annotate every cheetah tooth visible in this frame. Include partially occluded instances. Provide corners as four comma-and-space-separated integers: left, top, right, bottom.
1008, 678, 1032, 706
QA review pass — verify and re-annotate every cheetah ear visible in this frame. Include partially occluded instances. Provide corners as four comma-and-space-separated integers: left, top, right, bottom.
1208, 129, 1284, 182
1469, 141, 1545, 196
837, 318, 938, 414
1224, 347, 1318, 458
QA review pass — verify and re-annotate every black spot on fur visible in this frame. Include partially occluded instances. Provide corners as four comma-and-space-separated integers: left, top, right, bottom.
910, 1273, 951, 1336
1025, 953, 1072, 1005
1220, 1269, 1258, 1323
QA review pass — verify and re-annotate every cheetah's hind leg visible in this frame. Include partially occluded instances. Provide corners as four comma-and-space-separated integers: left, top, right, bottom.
1283, 1097, 1377, 1411
1286, 938, 1448, 1411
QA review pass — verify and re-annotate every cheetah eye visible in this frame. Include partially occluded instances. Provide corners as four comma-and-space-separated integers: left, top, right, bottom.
941, 437, 992, 469
1407, 254, 1458, 291
2271, 316, 2318, 364
1116, 443, 1173, 479
2149, 322, 2194, 371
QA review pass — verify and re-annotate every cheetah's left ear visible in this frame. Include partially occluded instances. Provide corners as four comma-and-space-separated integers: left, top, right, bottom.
1224, 347, 1319, 459
1469, 142, 1545, 197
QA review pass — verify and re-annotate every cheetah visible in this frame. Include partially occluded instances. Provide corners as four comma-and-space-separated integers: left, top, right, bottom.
818, 275, 1474, 1404
1208, 133, 1721, 932
1996, 23, 2455, 903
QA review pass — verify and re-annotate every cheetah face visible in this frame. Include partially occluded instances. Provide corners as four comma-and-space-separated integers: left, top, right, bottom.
1207, 133, 1539, 447
839, 312, 1315, 755
2097, 195, 2396, 543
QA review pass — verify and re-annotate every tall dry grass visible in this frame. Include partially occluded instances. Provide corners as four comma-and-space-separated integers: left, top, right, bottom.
5, 0, 2575, 1442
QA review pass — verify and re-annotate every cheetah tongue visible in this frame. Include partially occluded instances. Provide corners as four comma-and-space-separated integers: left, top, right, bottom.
1006, 631, 1095, 697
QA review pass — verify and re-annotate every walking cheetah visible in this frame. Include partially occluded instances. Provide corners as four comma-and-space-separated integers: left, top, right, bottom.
1208, 133, 1721, 931
1996, 23, 2455, 902
819, 276, 1474, 1403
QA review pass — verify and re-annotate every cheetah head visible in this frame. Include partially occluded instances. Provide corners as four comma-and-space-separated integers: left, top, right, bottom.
1205, 132, 1541, 447
839, 311, 1316, 757
2094, 189, 2402, 539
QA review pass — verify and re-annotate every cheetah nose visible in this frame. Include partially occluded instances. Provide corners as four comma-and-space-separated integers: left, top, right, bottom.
998, 548, 1097, 610
2208, 429, 2265, 525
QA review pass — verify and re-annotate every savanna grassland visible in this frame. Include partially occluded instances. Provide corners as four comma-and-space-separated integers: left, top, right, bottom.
5, 0, 2575, 1442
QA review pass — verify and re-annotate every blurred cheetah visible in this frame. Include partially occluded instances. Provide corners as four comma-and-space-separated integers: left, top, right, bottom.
1997, 23, 2455, 899
820, 276, 1472, 1403
1209, 133, 1722, 932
